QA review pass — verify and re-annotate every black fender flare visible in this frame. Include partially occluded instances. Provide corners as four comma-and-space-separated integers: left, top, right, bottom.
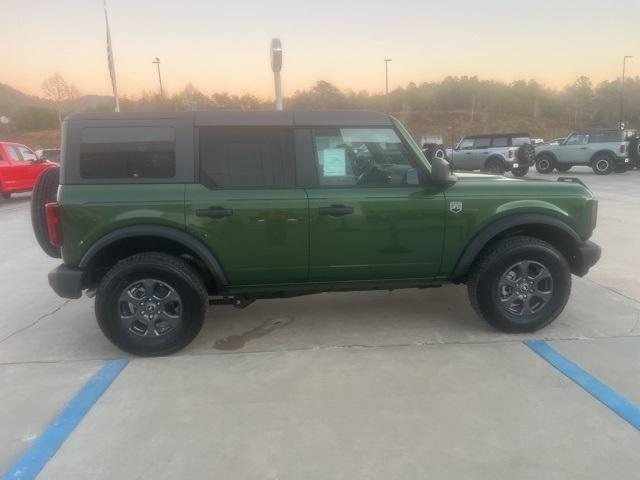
589, 149, 617, 163
79, 225, 228, 285
451, 213, 582, 280
534, 150, 558, 162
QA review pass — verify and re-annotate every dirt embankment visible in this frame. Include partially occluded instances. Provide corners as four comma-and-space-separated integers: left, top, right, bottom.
0, 130, 61, 149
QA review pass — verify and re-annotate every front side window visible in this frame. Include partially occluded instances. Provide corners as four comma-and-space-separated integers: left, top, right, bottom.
199, 127, 295, 188
16, 146, 37, 161
80, 127, 175, 179
313, 128, 414, 187
565, 133, 589, 145
458, 138, 475, 150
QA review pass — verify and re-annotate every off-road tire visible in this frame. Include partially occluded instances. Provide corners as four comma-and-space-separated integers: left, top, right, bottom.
591, 155, 614, 175
627, 136, 640, 166
425, 143, 447, 161
517, 143, 535, 164
30, 166, 61, 258
96, 252, 208, 356
535, 155, 555, 174
485, 157, 506, 175
511, 166, 529, 177
467, 236, 571, 333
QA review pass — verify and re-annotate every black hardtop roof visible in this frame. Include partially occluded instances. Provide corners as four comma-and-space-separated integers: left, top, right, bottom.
463, 132, 530, 139
64, 110, 394, 127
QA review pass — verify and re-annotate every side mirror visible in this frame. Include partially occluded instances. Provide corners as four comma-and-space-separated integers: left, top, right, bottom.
430, 156, 456, 186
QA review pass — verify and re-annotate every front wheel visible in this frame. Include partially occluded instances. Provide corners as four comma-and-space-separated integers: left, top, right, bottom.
96, 252, 208, 356
467, 236, 571, 332
511, 166, 529, 177
535, 155, 555, 174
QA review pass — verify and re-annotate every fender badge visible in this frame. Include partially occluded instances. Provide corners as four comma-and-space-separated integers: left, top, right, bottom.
449, 201, 463, 214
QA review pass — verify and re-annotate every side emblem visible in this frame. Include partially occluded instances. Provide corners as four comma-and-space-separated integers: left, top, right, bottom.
449, 201, 463, 214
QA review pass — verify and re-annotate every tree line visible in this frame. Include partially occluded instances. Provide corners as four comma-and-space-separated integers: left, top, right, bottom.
7, 74, 640, 136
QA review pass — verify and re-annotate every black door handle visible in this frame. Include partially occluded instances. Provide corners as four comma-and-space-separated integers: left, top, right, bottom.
580, 147, 589, 150
319, 205, 353, 216
195, 207, 233, 219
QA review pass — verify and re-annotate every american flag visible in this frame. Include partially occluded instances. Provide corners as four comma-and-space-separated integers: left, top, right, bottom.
104, 0, 120, 112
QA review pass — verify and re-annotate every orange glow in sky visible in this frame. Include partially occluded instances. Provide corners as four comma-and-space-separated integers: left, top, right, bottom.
2, 0, 638, 99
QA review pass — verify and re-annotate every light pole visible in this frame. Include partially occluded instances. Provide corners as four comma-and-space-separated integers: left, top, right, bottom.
619, 55, 632, 130
271, 39, 283, 110
384, 58, 392, 111
152, 57, 164, 98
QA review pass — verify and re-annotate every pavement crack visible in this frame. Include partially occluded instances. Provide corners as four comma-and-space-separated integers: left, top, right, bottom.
0, 300, 71, 344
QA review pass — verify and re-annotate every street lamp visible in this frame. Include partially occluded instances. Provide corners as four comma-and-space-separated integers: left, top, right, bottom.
271, 39, 283, 110
384, 59, 392, 112
619, 55, 633, 130
152, 57, 164, 98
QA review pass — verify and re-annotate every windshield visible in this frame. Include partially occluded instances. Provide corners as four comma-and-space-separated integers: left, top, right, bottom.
391, 117, 431, 172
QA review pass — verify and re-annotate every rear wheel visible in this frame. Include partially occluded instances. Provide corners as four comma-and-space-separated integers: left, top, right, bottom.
96, 252, 208, 356
467, 236, 571, 332
485, 157, 505, 175
592, 155, 613, 175
535, 155, 555, 174
30, 166, 60, 258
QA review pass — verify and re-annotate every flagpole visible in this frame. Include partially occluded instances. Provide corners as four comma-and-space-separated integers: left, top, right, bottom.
104, 0, 120, 112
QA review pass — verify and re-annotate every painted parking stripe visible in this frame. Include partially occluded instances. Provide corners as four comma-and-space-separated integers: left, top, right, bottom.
525, 340, 640, 430
2, 358, 128, 480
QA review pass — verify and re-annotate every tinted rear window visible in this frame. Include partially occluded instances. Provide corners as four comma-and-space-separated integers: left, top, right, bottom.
590, 131, 621, 143
80, 127, 175, 179
511, 137, 530, 146
199, 127, 295, 188
492, 137, 508, 147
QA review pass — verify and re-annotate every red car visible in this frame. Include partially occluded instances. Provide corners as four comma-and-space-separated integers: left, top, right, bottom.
0, 142, 56, 199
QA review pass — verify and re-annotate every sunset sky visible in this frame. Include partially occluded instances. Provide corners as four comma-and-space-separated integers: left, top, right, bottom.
2, 0, 639, 99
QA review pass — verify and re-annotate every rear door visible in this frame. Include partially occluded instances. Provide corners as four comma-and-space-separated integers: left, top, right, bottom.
185, 127, 309, 286
304, 126, 445, 282
5, 145, 30, 189
471, 137, 492, 168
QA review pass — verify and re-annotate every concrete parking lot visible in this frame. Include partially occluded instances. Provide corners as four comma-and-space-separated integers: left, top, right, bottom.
1, 168, 639, 479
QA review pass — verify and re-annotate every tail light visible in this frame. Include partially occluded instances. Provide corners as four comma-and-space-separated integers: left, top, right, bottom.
621, 143, 627, 155
508, 149, 514, 159
45, 202, 63, 247
591, 201, 598, 230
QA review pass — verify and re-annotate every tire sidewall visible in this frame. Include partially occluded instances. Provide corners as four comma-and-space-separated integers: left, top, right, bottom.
535, 156, 554, 173
486, 158, 505, 175
475, 244, 571, 332
96, 262, 206, 356
592, 156, 613, 175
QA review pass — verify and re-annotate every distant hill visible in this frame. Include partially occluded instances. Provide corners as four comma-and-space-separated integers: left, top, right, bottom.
0, 83, 49, 109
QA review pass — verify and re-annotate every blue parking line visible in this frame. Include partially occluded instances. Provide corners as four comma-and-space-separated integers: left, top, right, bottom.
2, 358, 128, 480
525, 340, 640, 431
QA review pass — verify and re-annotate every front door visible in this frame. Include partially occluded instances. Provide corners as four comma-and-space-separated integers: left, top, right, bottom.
185, 127, 309, 286
555, 132, 589, 163
306, 127, 445, 282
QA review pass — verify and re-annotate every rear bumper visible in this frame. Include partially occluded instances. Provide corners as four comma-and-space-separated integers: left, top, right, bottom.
48, 265, 84, 299
573, 240, 601, 277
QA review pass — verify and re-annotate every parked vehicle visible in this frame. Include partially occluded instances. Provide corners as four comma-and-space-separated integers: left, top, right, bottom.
36, 110, 600, 356
35, 148, 61, 163
535, 129, 630, 175
0, 142, 56, 199
446, 133, 535, 177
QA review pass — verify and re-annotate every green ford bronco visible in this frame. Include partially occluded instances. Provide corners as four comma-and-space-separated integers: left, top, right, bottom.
33, 110, 601, 355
